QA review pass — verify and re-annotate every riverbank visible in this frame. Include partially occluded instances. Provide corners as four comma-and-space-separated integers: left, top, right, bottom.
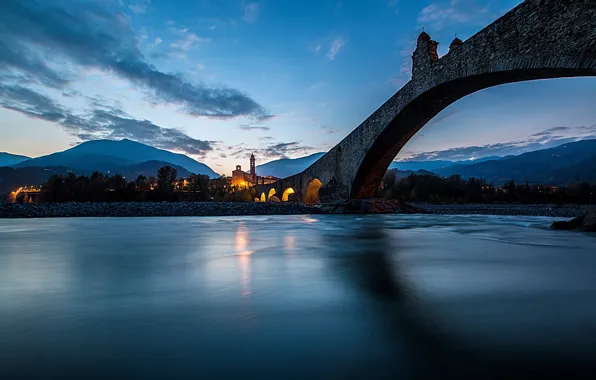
1, 201, 594, 219
0, 202, 322, 218
412, 203, 596, 218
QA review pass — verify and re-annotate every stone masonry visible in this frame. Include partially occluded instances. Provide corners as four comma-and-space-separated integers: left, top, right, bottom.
258, 0, 596, 202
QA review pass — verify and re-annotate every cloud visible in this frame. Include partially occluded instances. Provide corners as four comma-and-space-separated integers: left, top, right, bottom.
128, 5, 147, 14
0, 0, 267, 119
243, 2, 260, 23
239, 124, 271, 131
231, 141, 316, 160
417, 0, 492, 31
327, 37, 347, 61
0, 83, 212, 156
169, 33, 211, 51
399, 125, 596, 161
387, 0, 400, 14
256, 114, 276, 121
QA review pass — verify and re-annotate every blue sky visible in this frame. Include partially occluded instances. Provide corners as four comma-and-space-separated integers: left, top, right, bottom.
0, 0, 595, 175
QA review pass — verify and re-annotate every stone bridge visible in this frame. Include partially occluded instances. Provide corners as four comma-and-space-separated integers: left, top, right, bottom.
257, 0, 596, 203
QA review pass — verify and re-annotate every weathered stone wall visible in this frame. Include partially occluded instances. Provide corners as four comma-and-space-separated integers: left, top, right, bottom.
270, 0, 596, 202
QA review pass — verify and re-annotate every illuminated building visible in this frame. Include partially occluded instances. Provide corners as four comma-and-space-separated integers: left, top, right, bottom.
231, 154, 279, 188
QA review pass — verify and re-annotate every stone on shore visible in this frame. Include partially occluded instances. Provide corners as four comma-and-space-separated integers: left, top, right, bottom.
551, 210, 596, 232
317, 199, 421, 214
0, 202, 322, 219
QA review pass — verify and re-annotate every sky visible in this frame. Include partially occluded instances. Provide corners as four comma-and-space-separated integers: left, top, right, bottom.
0, 0, 595, 175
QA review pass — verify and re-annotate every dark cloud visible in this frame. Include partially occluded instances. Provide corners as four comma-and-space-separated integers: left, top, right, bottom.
256, 114, 276, 121
0, 0, 268, 119
400, 125, 596, 161
0, 84, 66, 122
239, 124, 270, 131
530, 125, 596, 138
0, 84, 212, 156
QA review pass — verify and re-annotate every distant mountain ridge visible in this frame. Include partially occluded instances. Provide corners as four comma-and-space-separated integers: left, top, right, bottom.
256, 153, 507, 179
252, 140, 596, 186
0, 152, 30, 167
256, 152, 325, 178
14, 139, 219, 178
436, 139, 596, 186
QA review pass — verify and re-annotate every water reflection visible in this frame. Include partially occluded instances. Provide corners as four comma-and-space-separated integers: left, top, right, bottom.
236, 223, 252, 297
1, 215, 596, 379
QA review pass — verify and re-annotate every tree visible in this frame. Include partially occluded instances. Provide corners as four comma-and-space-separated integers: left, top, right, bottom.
382, 169, 398, 193
135, 175, 148, 191
108, 174, 127, 191
157, 166, 178, 193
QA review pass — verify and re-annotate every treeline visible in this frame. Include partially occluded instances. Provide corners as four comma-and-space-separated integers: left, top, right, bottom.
38, 166, 256, 202
381, 170, 596, 204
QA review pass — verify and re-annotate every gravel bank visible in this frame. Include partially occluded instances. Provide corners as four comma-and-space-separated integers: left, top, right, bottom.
412, 203, 596, 218
0, 202, 321, 219
2, 202, 594, 219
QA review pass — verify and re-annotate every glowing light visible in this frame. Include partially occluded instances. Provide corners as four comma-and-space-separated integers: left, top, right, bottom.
260, 193, 266, 202
304, 179, 323, 204
282, 188, 295, 202
268, 188, 276, 200
235, 223, 252, 297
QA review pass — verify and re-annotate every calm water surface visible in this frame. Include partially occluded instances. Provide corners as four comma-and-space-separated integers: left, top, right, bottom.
1, 214, 596, 379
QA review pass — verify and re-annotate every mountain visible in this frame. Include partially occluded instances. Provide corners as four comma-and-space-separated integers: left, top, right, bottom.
115, 161, 191, 180
390, 160, 456, 172
14, 139, 219, 178
256, 152, 325, 178
436, 139, 596, 186
389, 156, 503, 172
256, 152, 502, 179
0, 153, 30, 167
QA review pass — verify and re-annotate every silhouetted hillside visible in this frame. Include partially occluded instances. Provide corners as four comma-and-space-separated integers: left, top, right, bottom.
437, 140, 596, 185
0, 166, 71, 194
256, 152, 325, 178
15, 139, 218, 177
0, 152, 30, 167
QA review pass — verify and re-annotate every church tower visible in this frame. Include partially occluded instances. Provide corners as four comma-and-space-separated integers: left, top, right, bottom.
250, 153, 256, 184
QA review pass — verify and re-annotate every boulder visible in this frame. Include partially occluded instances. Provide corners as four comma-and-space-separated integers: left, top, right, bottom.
551, 210, 596, 232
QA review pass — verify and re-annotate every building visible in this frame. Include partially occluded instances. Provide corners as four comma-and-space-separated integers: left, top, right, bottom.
231, 154, 279, 188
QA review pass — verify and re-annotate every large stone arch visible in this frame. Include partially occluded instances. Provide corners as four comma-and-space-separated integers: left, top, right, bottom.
351, 68, 596, 197
269, 0, 596, 200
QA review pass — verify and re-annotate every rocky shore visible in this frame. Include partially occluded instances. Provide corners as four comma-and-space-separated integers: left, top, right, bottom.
1, 201, 595, 219
412, 203, 596, 218
0, 202, 322, 218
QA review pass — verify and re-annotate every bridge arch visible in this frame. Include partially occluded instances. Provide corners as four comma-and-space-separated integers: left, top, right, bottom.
304, 179, 323, 204
268, 188, 277, 200
282, 188, 295, 202
351, 70, 596, 197
260, 192, 266, 202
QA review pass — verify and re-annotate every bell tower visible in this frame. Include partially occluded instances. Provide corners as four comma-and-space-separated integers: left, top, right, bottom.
250, 153, 256, 183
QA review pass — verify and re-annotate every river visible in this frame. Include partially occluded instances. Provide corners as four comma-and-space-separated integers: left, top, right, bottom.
1, 215, 595, 379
